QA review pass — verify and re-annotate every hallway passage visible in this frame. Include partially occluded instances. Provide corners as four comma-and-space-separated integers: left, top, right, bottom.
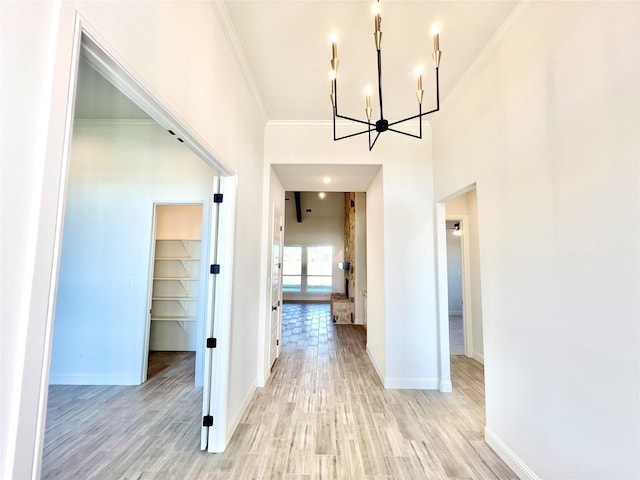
42, 303, 515, 479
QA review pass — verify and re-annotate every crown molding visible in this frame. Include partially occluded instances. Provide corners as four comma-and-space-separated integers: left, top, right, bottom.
266, 119, 424, 129
73, 118, 158, 126
209, 1, 269, 122
444, 0, 533, 105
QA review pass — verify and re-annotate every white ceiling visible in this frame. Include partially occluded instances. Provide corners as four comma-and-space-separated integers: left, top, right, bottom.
272, 164, 381, 192
74, 59, 150, 120
73, 1, 518, 189
224, 0, 518, 121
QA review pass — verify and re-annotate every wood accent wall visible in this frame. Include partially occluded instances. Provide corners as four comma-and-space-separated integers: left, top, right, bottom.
344, 192, 356, 301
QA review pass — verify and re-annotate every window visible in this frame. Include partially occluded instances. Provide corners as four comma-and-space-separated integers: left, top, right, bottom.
283, 246, 302, 292
283, 245, 333, 293
306, 246, 333, 293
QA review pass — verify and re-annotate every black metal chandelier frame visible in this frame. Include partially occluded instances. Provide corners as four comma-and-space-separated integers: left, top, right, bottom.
330, 4, 442, 151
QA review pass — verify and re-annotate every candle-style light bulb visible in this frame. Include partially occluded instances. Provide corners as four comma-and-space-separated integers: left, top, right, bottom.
364, 86, 372, 120
415, 67, 424, 104
331, 32, 338, 59
373, 2, 383, 50
431, 26, 442, 68
330, 33, 339, 75
372, 2, 381, 32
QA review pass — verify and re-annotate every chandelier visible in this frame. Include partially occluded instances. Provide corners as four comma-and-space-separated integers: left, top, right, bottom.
329, 0, 442, 151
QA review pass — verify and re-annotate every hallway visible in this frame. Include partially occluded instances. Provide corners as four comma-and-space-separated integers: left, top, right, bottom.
42, 303, 514, 479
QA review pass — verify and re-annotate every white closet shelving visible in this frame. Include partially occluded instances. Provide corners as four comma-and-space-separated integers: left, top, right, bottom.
151, 239, 201, 325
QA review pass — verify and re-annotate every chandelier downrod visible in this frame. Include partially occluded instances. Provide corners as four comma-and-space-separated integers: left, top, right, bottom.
329, 1, 442, 151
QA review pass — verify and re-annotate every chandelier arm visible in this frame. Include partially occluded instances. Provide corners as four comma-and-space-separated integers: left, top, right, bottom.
377, 49, 384, 120
333, 107, 337, 140
369, 131, 382, 151
335, 113, 371, 126
387, 107, 439, 128
387, 67, 440, 127
387, 127, 421, 139
336, 127, 376, 141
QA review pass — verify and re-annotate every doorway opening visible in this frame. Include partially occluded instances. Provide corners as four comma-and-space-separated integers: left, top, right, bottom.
445, 219, 465, 356
277, 191, 368, 355
146, 204, 206, 382
41, 23, 235, 476
437, 185, 485, 393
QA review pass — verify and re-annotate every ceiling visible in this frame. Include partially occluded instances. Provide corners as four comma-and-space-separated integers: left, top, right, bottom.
224, 0, 518, 121
272, 164, 381, 192
74, 59, 150, 120
73, 1, 518, 189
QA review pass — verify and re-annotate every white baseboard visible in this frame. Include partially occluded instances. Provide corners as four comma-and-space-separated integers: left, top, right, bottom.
439, 379, 453, 392
485, 427, 540, 480
473, 351, 485, 364
366, 344, 384, 385
226, 378, 257, 442
366, 346, 441, 390
384, 376, 439, 390
49, 373, 140, 385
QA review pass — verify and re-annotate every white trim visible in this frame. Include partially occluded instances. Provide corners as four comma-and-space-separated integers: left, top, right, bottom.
209, 1, 268, 122
49, 374, 140, 385
366, 344, 384, 385
473, 351, 485, 365
384, 377, 439, 390
434, 203, 452, 392
208, 175, 238, 453
444, 1, 533, 106
79, 28, 234, 177
73, 118, 156, 126
447, 214, 473, 358
266, 119, 423, 129
141, 204, 158, 383
31, 9, 77, 479
485, 427, 541, 480
226, 379, 257, 441
439, 380, 453, 393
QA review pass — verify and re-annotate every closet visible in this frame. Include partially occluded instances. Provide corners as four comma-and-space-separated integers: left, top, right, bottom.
150, 205, 203, 351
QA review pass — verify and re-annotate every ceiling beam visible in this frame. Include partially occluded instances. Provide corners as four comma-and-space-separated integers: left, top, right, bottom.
295, 192, 302, 223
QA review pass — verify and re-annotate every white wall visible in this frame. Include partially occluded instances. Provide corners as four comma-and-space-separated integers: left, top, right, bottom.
264, 123, 437, 389
52, 121, 212, 384
365, 170, 385, 377
1, 2, 267, 477
283, 191, 345, 301
433, 2, 639, 478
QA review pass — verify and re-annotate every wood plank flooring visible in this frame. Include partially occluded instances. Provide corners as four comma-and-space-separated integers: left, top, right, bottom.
42, 304, 516, 479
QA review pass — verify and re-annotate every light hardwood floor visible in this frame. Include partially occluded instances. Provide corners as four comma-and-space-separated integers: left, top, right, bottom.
42, 304, 516, 479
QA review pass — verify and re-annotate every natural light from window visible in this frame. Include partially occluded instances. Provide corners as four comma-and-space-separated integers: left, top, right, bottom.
282, 245, 332, 293
283, 246, 302, 292
307, 246, 332, 292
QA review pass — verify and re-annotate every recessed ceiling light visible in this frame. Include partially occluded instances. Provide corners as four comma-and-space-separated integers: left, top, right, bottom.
319, 192, 326, 199
322, 177, 332, 184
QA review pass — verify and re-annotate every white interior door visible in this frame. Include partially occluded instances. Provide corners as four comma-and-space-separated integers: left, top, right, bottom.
270, 205, 283, 367
201, 178, 221, 450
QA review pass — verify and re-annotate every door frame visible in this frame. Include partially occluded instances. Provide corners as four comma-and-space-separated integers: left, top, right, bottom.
270, 203, 284, 365
33, 15, 237, 476
143, 202, 209, 384
435, 183, 477, 393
